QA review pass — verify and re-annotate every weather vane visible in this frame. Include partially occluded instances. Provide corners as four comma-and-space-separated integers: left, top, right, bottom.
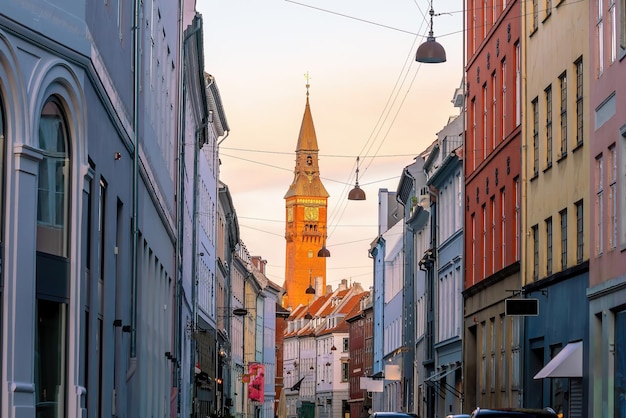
304, 71, 311, 96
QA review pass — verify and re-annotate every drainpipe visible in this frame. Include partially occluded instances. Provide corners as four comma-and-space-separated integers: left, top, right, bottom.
175, 3, 187, 414
130, 0, 140, 364
519, 0, 528, 408
127, 0, 140, 415
460, 1, 466, 413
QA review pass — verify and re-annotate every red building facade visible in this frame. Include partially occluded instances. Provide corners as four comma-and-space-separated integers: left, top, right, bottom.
463, 0, 523, 410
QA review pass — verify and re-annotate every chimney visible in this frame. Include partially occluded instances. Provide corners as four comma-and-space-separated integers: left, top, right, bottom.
251, 256, 267, 274
339, 279, 348, 290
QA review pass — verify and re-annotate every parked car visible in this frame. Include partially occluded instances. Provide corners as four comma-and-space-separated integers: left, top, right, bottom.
369, 413, 419, 418
447, 415, 470, 418
470, 407, 558, 417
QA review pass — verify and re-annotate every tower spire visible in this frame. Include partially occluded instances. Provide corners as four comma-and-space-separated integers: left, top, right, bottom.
283, 77, 330, 309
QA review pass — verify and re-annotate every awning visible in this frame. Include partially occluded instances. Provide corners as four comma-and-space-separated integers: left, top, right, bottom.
534, 340, 583, 379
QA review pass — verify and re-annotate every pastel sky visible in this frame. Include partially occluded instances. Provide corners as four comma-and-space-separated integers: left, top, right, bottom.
198, 0, 464, 291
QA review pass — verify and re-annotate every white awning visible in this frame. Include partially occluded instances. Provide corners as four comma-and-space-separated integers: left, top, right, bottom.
533, 341, 583, 379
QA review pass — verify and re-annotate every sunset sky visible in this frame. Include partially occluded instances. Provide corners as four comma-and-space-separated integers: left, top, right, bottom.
198, 0, 464, 291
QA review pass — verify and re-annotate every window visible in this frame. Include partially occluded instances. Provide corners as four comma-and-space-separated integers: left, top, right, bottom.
621, 0, 626, 49
546, 217, 553, 275
622, 133, 626, 248
99, 178, 107, 282
35, 300, 68, 418
491, 197, 496, 272
609, 0, 617, 63
533, 224, 539, 280
501, 188, 506, 267
596, 154, 604, 256
576, 200, 584, 263
559, 72, 567, 157
532, 98, 539, 176
37, 100, 70, 257
549, 345, 567, 416
560, 209, 568, 269
609, 145, 617, 249
490, 317, 495, 392
597, 0, 605, 75
515, 43, 521, 126
545, 85, 553, 167
532, 0, 539, 31
492, 72, 497, 150
502, 58, 507, 140
484, 0, 488, 38
483, 84, 488, 158
575, 58, 584, 147
483, 204, 487, 276
500, 314, 507, 390
343, 337, 349, 352
341, 362, 349, 382
515, 177, 520, 259
472, 0, 477, 53
35, 97, 71, 418
481, 321, 487, 392
546, 0, 552, 17
615, 310, 626, 418
472, 98, 477, 170
472, 213, 476, 284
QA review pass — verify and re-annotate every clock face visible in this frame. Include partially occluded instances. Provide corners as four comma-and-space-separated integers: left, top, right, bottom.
304, 206, 319, 221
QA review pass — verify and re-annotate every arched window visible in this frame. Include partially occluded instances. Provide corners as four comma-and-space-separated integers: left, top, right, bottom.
37, 98, 69, 257
35, 97, 70, 418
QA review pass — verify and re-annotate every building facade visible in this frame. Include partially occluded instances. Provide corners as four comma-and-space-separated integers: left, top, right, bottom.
423, 85, 465, 417
463, 0, 523, 411
217, 181, 240, 415
520, 1, 591, 416
587, 1, 626, 417
0, 0, 195, 416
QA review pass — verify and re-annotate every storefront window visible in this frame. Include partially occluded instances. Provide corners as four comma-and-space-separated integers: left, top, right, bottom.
549, 345, 567, 416
616, 310, 626, 418
35, 299, 67, 418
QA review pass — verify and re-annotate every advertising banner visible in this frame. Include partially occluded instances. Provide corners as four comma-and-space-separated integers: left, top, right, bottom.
248, 363, 265, 403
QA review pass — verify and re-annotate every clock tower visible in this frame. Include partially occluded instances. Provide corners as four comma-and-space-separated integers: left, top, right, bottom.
283, 83, 329, 310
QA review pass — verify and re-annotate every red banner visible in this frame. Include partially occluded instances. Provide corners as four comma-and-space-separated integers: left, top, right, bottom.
248, 363, 265, 403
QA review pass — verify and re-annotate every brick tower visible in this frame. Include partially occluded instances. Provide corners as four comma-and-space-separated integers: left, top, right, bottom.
283, 83, 329, 310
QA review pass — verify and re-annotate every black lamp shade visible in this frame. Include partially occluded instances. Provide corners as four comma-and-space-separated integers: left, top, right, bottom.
415, 37, 446, 63
317, 245, 331, 257
348, 185, 366, 201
